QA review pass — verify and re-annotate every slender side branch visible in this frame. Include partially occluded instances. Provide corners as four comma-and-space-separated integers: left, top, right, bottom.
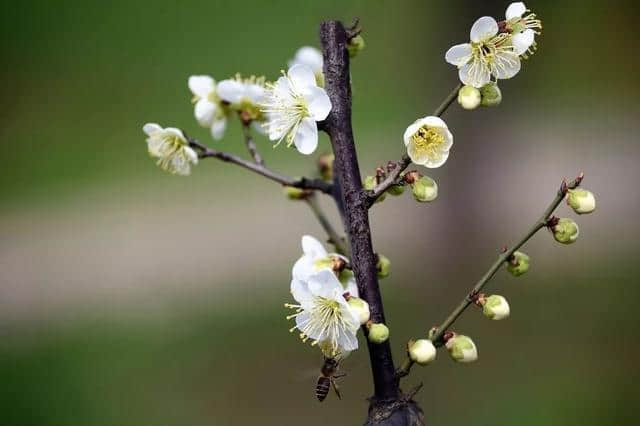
187, 137, 333, 194
305, 194, 350, 257
397, 172, 585, 378
241, 122, 264, 165
366, 83, 462, 205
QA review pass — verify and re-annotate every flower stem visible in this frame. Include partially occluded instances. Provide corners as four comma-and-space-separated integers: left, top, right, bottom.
397, 173, 585, 378
305, 194, 350, 257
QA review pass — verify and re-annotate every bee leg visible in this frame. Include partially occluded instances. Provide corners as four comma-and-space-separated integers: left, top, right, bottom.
334, 373, 347, 379
331, 379, 342, 399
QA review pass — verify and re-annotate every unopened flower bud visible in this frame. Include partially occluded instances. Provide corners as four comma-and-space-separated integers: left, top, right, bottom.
445, 334, 478, 363
507, 251, 530, 277
566, 188, 596, 214
552, 218, 580, 244
347, 297, 370, 325
347, 35, 366, 58
408, 339, 437, 365
480, 82, 502, 107
376, 254, 391, 279
367, 322, 389, 344
411, 176, 438, 202
317, 153, 334, 181
480, 295, 510, 320
283, 186, 308, 200
458, 85, 481, 110
364, 175, 386, 202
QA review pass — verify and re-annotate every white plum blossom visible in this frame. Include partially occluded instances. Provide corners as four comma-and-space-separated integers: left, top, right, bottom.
289, 46, 324, 86
143, 123, 198, 176
445, 16, 520, 88
292, 235, 358, 296
188, 76, 228, 140
403, 116, 453, 168
505, 2, 542, 56
217, 75, 268, 134
261, 64, 332, 155
286, 269, 360, 357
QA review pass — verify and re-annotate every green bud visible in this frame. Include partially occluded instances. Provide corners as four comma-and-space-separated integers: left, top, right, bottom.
317, 153, 334, 181
445, 334, 478, 363
458, 85, 481, 110
481, 295, 510, 320
347, 297, 370, 325
411, 176, 438, 202
566, 188, 596, 214
552, 218, 580, 244
387, 184, 405, 196
480, 82, 502, 107
283, 186, 308, 200
367, 322, 389, 344
507, 251, 530, 277
376, 254, 391, 279
364, 175, 386, 202
347, 35, 366, 58
408, 339, 437, 365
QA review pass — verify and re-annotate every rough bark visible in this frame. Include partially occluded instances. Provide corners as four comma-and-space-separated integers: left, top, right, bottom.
319, 20, 424, 425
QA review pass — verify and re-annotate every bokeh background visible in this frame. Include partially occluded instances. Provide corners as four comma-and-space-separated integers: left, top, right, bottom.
2, 0, 639, 425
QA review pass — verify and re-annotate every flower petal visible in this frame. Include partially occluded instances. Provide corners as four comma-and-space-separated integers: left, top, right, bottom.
245, 84, 266, 104
293, 117, 318, 155
188, 75, 215, 98
194, 99, 216, 127
305, 86, 332, 121
506, 2, 527, 20
459, 61, 491, 88
251, 120, 266, 135
344, 277, 359, 298
470, 16, 498, 43
420, 116, 448, 129
445, 43, 473, 66
407, 143, 429, 166
512, 29, 535, 55
288, 64, 317, 93
491, 51, 521, 79
143, 123, 161, 136
425, 149, 450, 168
302, 235, 327, 258
210, 117, 227, 140
164, 127, 186, 142
308, 270, 343, 299
290, 46, 323, 73
217, 79, 245, 104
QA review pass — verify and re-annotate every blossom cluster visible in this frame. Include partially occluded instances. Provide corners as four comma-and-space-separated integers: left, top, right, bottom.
285, 236, 370, 358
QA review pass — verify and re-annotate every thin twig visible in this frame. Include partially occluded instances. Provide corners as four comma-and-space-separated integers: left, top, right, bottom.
241, 122, 264, 165
397, 172, 585, 378
187, 137, 333, 194
305, 194, 350, 257
366, 83, 462, 205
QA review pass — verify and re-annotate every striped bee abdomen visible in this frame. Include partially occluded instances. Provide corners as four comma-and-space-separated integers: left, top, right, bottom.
315, 376, 331, 401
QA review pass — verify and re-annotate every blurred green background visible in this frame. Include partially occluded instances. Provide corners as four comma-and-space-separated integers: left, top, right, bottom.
1, 0, 638, 425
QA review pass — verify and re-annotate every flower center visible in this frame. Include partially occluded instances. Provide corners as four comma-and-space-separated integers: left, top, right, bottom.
412, 125, 445, 158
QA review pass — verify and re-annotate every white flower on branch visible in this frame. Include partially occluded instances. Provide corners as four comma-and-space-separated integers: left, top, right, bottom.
286, 269, 360, 357
142, 123, 198, 176
293, 235, 358, 296
445, 16, 520, 88
403, 116, 453, 168
261, 64, 332, 155
504, 2, 542, 56
188, 75, 228, 140
289, 46, 324, 86
217, 74, 268, 134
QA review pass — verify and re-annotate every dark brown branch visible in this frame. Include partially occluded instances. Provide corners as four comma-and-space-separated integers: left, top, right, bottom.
187, 137, 333, 194
397, 173, 585, 378
366, 82, 462, 205
320, 19, 400, 407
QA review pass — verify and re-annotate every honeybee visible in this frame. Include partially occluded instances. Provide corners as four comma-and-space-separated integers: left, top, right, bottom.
315, 356, 346, 402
